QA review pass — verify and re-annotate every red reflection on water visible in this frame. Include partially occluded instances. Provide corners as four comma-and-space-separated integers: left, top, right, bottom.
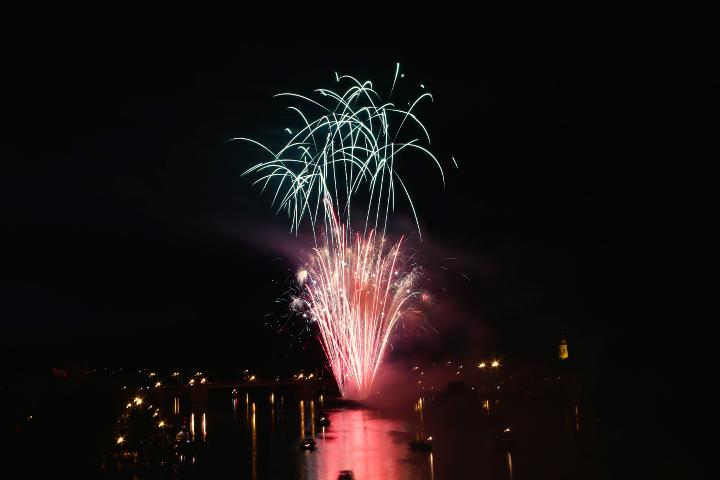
305, 408, 428, 480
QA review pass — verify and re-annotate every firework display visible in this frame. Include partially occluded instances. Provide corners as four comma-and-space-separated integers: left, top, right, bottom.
295, 202, 417, 397
239, 65, 444, 397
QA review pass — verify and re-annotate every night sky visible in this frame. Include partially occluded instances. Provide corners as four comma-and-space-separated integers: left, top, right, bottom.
4, 5, 716, 405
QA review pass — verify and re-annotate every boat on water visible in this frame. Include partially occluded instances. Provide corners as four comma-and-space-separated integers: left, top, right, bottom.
409, 435, 433, 452
300, 437, 316, 450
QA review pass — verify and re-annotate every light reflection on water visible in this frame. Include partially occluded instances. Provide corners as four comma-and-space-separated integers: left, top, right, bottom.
299, 399, 305, 438
302, 407, 432, 480
235, 393, 431, 479
202, 413, 207, 441
507, 450, 513, 480
251, 402, 257, 480
105, 386, 581, 480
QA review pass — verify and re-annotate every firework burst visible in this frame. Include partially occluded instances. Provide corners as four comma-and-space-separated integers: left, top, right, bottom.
298, 202, 418, 397
234, 63, 443, 239
239, 65, 445, 398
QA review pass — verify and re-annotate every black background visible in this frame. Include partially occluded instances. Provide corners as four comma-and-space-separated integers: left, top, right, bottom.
3, 5, 717, 475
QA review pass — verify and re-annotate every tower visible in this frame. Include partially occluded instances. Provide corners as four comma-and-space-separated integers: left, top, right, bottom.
559, 330, 569, 360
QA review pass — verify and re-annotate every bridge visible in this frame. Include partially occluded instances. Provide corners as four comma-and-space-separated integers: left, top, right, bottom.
145, 378, 335, 410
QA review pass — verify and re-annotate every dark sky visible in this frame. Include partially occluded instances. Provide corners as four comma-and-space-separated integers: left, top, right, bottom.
3, 7, 716, 384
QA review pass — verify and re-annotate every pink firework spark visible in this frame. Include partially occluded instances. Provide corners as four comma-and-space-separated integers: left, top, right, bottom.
297, 208, 418, 399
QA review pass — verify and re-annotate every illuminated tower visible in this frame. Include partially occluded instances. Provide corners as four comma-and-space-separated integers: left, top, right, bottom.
559, 330, 569, 360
